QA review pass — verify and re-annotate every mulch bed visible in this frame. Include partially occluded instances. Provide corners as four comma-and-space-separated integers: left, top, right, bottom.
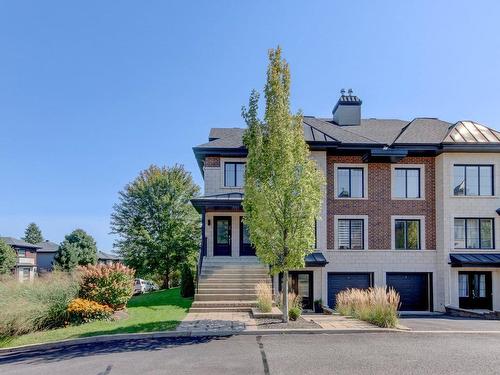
255, 316, 321, 329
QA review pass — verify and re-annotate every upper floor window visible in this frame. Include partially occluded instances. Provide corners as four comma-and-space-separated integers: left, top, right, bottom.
224, 162, 245, 187
454, 218, 494, 249
337, 167, 364, 198
338, 219, 364, 249
395, 219, 421, 250
453, 165, 493, 196
394, 168, 421, 198
17, 249, 26, 257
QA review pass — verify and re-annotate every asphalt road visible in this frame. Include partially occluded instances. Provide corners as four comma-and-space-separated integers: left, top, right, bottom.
1, 332, 500, 375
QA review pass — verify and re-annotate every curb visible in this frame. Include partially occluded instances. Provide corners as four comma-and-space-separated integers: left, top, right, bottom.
0, 328, 401, 354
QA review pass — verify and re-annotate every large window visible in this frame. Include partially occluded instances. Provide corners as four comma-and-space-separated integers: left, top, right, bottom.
224, 162, 245, 187
394, 168, 421, 198
338, 219, 364, 249
453, 165, 493, 196
17, 249, 26, 257
454, 218, 494, 249
395, 219, 421, 250
337, 168, 364, 198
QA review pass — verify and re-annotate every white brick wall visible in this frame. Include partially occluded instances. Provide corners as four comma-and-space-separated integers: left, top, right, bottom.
437, 152, 500, 310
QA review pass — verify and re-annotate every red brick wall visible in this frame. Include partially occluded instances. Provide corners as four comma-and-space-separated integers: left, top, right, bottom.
204, 156, 220, 168
327, 155, 436, 250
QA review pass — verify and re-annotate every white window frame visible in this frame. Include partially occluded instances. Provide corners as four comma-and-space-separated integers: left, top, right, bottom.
333, 163, 368, 200
220, 158, 247, 189
391, 164, 425, 200
391, 215, 426, 250
334, 215, 369, 250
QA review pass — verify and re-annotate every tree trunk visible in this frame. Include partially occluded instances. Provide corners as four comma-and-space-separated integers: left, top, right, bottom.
282, 270, 289, 323
162, 273, 170, 289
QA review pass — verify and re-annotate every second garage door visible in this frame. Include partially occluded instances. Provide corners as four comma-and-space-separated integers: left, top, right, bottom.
386, 272, 432, 311
328, 273, 373, 309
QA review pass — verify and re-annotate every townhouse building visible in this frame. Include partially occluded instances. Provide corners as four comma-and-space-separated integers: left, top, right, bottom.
190, 92, 500, 313
1, 237, 40, 281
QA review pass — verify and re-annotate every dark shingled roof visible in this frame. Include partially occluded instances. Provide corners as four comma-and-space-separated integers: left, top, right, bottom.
98, 251, 122, 261
0, 237, 41, 249
392, 118, 452, 145
194, 117, 500, 150
36, 240, 59, 253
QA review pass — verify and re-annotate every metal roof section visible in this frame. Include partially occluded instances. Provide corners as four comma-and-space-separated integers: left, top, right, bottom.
443, 121, 500, 144
304, 252, 329, 267
449, 253, 500, 268
190, 193, 244, 213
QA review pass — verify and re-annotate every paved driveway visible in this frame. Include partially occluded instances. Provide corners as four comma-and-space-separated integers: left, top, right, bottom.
400, 315, 500, 331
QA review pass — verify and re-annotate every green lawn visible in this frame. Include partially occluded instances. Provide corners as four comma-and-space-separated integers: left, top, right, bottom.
0, 288, 192, 349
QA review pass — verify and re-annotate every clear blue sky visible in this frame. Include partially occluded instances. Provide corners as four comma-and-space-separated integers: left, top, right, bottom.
1, 1, 499, 250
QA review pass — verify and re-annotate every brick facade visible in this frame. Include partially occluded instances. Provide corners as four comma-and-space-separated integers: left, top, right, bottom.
204, 156, 220, 168
327, 155, 436, 250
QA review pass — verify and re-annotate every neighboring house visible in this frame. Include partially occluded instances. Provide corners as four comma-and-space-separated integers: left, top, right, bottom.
97, 251, 122, 266
191, 91, 500, 313
1, 237, 40, 281
36, 240, 59, 273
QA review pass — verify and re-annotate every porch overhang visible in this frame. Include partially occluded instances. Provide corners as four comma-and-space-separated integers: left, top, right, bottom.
305, 252, 329, 267
449, 253, 500, 268
190, 193, 244, 213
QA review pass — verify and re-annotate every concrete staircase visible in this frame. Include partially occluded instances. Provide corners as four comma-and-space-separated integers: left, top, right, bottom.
190, 257, 271, 313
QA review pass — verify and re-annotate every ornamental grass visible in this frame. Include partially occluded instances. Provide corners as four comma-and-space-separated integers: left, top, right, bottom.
335, 287, 400, 328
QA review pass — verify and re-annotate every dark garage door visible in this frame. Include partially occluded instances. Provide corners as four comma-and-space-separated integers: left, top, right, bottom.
386, 273, 432, 311
328, 273, 373, 308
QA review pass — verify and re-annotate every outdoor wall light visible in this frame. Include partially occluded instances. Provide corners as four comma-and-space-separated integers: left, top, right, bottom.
496, 208, 500, 216
208, 219, 211, 226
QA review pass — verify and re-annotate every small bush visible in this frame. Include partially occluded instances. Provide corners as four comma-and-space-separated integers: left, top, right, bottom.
288, 307, 301, 321
255, 281, 273, 312
335, 287, 400, 328
180, 264, 195, 298
67, 298, 113, 324
78, 263, 135, 310
0, 272, 79, 337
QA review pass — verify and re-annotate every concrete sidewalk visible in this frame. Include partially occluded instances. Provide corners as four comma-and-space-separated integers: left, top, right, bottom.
176, 311, 379, 334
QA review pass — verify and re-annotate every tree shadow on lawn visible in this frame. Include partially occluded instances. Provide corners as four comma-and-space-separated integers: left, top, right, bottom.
0, 334, 229, 366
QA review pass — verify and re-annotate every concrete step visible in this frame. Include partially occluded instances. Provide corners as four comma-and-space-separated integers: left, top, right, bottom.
201, 274, 269, 280
191, 300, 257, 308
198, 285, 255, 294
201, 269, 268, 275
198, 282, 269, 289
200, 275, 270, 281
189, 307, 253, 313
195, 293, 257, 301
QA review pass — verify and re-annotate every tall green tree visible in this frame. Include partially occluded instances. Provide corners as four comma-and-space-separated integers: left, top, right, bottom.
22, 223, 43, 244
54, 229, 97, 271
242, 47, 324, 322
0, 238, 16, 275
111, 164, 200, 289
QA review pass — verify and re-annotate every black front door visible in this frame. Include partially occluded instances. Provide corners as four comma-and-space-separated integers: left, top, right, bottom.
459, 271, 492, 310
279, 271, 314, 310
214, 217, 231, 256
239, 218, 256, 256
